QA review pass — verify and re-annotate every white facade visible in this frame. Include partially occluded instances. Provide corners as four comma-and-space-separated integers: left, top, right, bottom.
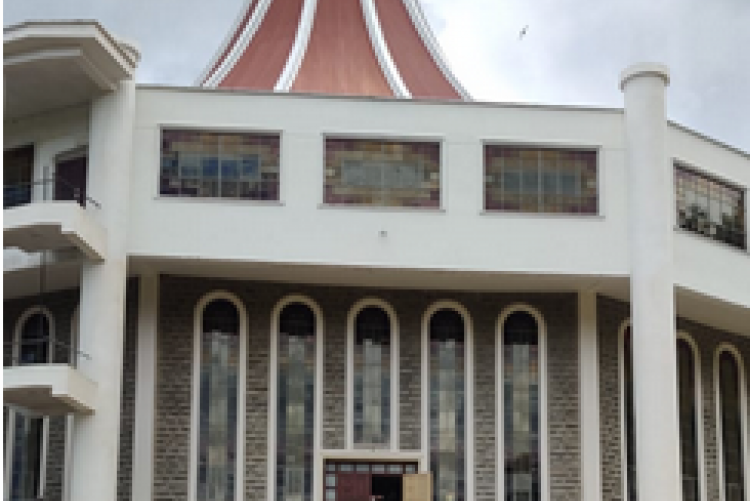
3, 20, 750, 501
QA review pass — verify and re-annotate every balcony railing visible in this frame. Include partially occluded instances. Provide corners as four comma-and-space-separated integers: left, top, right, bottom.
3, 175, 100, 210
3, 338, 90, 367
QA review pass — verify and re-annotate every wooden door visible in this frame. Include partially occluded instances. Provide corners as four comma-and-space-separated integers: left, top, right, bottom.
403, 473, 432, 501
337, 472, 371, 501
55, 156, 88, 206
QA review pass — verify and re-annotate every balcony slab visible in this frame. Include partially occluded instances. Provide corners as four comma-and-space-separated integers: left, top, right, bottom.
4, 364, 97, 415
4, 201, 107, 261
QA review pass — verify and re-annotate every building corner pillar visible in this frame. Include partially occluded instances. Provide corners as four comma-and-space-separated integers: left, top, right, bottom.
621, 63, 681, 501
69, 77, 136, 501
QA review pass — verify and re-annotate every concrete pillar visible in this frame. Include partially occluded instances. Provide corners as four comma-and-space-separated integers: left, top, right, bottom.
620, 64, 681, 501
578, 291, 601, 501
132, 273, 158, 501
69, 77, 136, 501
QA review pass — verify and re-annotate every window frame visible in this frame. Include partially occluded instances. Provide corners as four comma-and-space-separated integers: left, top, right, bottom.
157, 125, 283, 203
268, 294, 324, 501
713, 344, 750, 501
346, 298, 400, 450
420, 300, 475, 501
673, 160, 747, 250
496, 304, 549, 501
189, 291, 248, 501
321, 133, 445, 211
676, 332, 707, 501
4, 306, 54, 501
482, 141, 602, 216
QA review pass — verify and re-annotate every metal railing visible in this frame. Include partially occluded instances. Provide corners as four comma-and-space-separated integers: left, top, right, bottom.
3, 338, 90, 367
3, 174, 100, 210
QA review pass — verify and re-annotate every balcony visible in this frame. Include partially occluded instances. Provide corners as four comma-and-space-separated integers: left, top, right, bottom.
4, 176, 107, 261
3, 338, 97, 415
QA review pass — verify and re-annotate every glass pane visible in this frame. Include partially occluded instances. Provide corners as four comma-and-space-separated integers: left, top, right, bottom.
160, 130, 280, 201
277, 303, 316, 501
429, 309, 466, 501
324, 138, 440, 208
677, 340, 700, 501
719, 351, 746, 501
197, 299, 240, 501
485, 146, 597, 214
503, 312, 540, 501
19, 313, 50, 365
9, 414, 43, 500
624, 328, 636, 501
354, 307, 391, 446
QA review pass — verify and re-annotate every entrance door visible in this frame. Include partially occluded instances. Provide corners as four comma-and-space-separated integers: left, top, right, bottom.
337, 472, 371, 501
55, 155, 88, 206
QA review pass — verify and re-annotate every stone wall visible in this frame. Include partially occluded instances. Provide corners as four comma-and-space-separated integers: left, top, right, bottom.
153, 275, 582, 501
2, 280, 138, 501
597, 294, 750, 501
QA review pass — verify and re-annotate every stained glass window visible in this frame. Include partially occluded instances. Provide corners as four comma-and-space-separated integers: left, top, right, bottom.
197, 299, 240, 501
675, 166, 746, 249
161, 130, 280, 200
353, 307, 391, 447
325, 138, 440, 207
718, 350, 746, 501
677, 339, 700, 501
429, 309, 465, 501
624, 327, 637, 501
484, 146, 597, 214
503, 311, 540, 501
277, 303, 316, 501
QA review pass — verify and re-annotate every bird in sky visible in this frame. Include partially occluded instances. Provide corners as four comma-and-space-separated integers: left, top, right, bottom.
519, 25, 529, 39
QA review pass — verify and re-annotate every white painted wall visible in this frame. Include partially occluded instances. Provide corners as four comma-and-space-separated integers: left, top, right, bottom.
129, 88, 630, 277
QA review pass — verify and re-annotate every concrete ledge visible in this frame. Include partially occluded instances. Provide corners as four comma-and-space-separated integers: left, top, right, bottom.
4, 364, 98, 415
4, 201, 107, 261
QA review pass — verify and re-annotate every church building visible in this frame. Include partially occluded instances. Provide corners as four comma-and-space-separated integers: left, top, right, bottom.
3, 1, 749, 501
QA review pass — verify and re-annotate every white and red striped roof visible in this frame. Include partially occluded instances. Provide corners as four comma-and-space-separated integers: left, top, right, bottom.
199, 0, 470, 100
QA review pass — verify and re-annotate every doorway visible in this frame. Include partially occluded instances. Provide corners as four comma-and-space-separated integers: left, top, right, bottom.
325, 460, 418, 501
55, 154, 88, 206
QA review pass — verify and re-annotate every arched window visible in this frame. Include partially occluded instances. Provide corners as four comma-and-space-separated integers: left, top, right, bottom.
501, 310, 541, 501
276, 302, 317, 501
677, 337, 701, 501
352, 305, 392, 447
623, 326, 636, 501
6, 309, 52, 501
428, 308, 466, 501
716, 348, 746, 501
193, 296, 244, 501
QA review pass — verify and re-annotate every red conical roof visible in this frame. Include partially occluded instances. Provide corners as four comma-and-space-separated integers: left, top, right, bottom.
199, 0, 470, 100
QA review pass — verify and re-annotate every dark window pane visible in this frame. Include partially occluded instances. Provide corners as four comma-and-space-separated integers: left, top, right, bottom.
719, 351, 746, 501
677, 340, 701, 501
354, 307, 391, 446
19, 313, 50, 365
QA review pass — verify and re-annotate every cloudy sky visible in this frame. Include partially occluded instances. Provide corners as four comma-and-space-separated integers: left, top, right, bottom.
5, 0, 749, 151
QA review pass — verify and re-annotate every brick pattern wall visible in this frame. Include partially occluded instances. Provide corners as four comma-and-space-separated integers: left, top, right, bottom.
154, 276, 582, 501
3, 282, 139, 501
4, 288, 78, 501
118, 280, 139, 501
597, 295, 750, 501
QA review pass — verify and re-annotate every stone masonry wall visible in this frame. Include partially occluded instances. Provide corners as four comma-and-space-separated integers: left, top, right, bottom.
2, 281, 137, 501
597, 295, 750, 501
154, 275, 582, 501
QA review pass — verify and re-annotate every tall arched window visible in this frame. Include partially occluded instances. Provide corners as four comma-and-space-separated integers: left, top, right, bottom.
677, 337, 701, 501
6, 309, 52, 501
716, 348, 746, 501
193, 295, 245, 501
352, 305, 392, 447
501, 310, 542, 501
623, 326, 636, 501
428, 308, 466, 501
276, 302, 317, 501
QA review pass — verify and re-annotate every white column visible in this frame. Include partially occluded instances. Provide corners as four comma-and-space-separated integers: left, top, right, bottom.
578, 291, 601, 501
620, 64, 681, 501
69, 77, 136, 501
132, 273, 158, 501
